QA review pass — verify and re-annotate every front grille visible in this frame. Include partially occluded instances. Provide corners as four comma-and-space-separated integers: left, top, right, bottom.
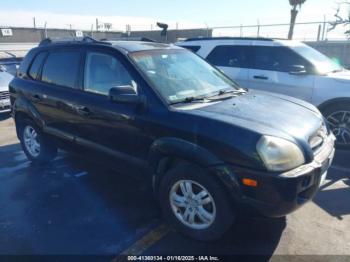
0, 91, 10, 100
309, 123, 328, 153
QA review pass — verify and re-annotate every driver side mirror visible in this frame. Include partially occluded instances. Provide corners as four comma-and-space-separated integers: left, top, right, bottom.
289, 65, 307, 75
109, 85, 142, 105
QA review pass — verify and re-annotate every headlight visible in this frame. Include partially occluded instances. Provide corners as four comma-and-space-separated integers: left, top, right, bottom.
257, 136, 305, 172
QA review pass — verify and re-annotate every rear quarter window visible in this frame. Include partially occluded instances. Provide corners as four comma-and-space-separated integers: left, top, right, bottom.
41, 51, 81, 88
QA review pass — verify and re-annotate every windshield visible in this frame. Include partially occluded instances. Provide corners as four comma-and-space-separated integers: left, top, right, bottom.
292, 45, 343, 74
129, 49, 242, 104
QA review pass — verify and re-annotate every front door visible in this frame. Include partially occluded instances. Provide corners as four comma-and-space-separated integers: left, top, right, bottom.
72, 48, 151, 161
247, 45, 315, 102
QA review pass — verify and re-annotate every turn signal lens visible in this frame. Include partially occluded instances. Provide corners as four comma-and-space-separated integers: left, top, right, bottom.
242, 178, 258, 187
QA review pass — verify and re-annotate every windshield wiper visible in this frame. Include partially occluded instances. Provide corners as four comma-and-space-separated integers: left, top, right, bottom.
169, 96, 207, 105
206, 88, 247, 100
331, 69, 343, 73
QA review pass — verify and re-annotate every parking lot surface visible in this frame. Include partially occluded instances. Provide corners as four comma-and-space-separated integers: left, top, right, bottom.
0, 114, 349, 258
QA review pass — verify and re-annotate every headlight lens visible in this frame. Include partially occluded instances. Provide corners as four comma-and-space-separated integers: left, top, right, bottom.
257, 136, 305, 172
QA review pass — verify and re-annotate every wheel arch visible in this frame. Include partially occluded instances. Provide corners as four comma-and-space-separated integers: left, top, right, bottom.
318, 97, 350, 113
148, 137, 241, 201
13, 97, 45, 139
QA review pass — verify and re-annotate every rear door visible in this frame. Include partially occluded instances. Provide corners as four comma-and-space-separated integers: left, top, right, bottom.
205, 44, 251, 88
30, 48, 84, 138
247, 45, 315, 102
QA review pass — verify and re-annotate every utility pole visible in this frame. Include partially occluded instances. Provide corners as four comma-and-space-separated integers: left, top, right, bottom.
317, 24, 321, 41
96, 18, 99, 31
33, 17, 36, 29
321, 15, 326, 41
44, 22, 48, 38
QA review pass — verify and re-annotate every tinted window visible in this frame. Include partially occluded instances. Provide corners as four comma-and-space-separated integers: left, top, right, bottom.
28, 52, 47, 79
206, 45, 250, 68
252, 46, 310, 72
84, 52, 135, 95
41, 51, 81, 88
181, 45, 201, 53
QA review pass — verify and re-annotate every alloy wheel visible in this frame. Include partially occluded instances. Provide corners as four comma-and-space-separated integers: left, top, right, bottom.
169, 179, 216, 230
23, 125, 40, 157
326, 111, 350, 146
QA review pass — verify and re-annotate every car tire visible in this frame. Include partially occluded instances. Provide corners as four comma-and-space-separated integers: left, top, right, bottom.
159, 161, 235, 241
322, 103, 350, 149
19, 119, 57, 164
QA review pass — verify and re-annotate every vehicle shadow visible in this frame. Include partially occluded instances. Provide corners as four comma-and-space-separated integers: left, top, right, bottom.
313, 168, 350, 220
144, 216, 286, 257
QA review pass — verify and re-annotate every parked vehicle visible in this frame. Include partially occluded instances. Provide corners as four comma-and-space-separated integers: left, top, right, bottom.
0, 51, 24, 76
10, 37, 335, 241
177, 37, 350, 148
0, 69, 13, 113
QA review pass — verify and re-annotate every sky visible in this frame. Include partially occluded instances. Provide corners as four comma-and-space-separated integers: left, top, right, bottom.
0, 0, 348, 39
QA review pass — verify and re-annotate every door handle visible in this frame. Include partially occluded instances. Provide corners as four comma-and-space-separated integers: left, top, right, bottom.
76, 106, 91, 116
253, 75, 269, 80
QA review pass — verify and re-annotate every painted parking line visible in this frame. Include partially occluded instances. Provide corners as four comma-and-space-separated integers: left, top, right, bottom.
113, 223, 170, 259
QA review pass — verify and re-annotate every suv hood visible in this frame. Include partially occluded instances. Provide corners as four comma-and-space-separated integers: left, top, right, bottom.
189, 90, 323, 142
327, 70, 350, 83
0, 72, 13, 92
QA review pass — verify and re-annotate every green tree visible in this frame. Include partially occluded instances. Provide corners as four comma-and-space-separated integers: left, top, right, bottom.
288, 0, 307, 39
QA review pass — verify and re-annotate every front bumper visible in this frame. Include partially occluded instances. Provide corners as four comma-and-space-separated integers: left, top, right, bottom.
233, 134, 335, 217
0, 98, 11, 113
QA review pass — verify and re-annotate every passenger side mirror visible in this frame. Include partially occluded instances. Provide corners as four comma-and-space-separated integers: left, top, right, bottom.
109, 85, 142, 104
289, 65, 307, 75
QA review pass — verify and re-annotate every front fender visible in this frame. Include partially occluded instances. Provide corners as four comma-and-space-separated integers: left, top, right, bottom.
148, 137, 223, 172
149, 137, 242, 201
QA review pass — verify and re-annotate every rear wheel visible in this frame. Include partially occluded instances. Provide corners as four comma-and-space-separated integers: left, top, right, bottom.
322, 103, 350, 149
18, 119, 57, 164
159, 162, 235, 241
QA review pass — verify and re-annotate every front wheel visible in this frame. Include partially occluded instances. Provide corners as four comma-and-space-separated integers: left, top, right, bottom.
159, 162, 235, 241
323, 103, 350, 149
19, 119, 57, 164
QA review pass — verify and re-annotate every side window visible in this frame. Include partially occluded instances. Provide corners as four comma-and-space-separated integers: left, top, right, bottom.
28, 52, 47, 80
252, 46, 310, 72
84, 52, 135, 96
41, 51, 81, 88
206, 45, 250, 68
181, 45, 201, 53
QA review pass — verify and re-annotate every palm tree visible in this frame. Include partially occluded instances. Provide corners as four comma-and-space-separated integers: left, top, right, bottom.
288, 0, 307, 40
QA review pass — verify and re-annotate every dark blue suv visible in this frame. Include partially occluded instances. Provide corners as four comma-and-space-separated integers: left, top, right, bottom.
9, 37, 335, 241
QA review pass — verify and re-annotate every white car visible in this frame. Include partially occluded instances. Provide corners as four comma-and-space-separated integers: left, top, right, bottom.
177, 37, 350, 148
0, 68, 13, 113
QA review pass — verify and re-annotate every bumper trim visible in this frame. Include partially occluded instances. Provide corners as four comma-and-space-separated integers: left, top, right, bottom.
280, 134, 335, 178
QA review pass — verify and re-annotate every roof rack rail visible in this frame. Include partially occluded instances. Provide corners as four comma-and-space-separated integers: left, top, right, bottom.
100, 37, 156, 42
183, 37, 279, 42
39, 36, 112, 47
